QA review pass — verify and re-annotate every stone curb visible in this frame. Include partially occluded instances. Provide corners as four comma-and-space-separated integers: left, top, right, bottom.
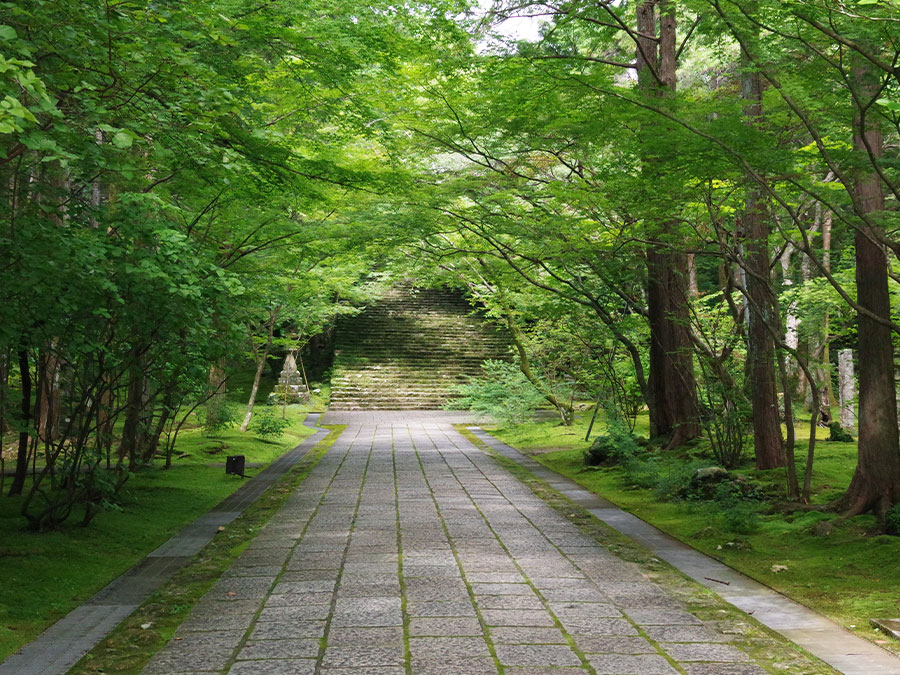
467, 426, 900, 675
0, 414, 329, 675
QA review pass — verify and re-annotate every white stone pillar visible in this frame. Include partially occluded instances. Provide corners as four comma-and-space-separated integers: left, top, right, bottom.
838, 349, 855, 430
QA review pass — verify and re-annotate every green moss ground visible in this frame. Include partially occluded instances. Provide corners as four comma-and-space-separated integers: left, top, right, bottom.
0, 391, 322, 661
488, 411, 900, 654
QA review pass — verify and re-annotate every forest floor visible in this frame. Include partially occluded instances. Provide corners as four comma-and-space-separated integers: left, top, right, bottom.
488, 410, 900, 655
0, 372, 328, 662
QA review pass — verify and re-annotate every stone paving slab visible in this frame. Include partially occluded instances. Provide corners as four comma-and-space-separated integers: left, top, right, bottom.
469, 425, 900, 675
0, 414, 329, 675
134, 412, 818, 674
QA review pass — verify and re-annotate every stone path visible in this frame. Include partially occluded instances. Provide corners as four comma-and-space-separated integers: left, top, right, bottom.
144, 413, 781, 675
468, 427, 900, 675
0, 416, 329, 675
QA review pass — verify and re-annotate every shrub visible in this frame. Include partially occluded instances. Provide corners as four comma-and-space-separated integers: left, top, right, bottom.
713, 481, 760, 534
252, 411, 290, 440
827, 422, 854, 443
700, 395, 750, 469
653, 461, 708, 502
199, 401, 236, 436
605, 421, 660, 488
886, 504, 900, 536
446, 359, 546, 426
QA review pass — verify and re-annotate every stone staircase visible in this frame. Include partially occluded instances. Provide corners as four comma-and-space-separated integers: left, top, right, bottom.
329, 286, 510, 410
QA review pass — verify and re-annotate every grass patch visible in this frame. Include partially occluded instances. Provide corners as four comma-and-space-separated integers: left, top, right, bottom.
67, 424, 344, 675
0, 404, 319, 662
482, 412, 900, 655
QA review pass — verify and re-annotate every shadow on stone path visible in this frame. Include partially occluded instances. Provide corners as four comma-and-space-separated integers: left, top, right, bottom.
142, 412, 810, 675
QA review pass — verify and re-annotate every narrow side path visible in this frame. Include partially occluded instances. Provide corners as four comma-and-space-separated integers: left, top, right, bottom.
142, 411, 819, 675
467, 426, 900, 675
0, 415, 329, 675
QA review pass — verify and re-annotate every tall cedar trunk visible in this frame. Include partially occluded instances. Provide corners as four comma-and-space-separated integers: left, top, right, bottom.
741, 41, 784, 469
8, 349, 31, 496
834, 57, 900, 519
638, 0, 700, 446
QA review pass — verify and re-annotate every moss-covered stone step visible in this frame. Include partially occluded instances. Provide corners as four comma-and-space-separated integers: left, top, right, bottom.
329, 285, 509, 409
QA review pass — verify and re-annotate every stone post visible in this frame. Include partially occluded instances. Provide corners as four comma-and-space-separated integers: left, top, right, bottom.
838, 349, 856, 430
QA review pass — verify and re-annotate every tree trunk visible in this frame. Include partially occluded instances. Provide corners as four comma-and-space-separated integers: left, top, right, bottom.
838, 349, 856, 431
118, 355, 146, 471
37, 344, 60, 443
141, 400, 173, 463
8, 349, 31, 497
801, 207, 832, 424
686, 253, 699, 298
834, 57, 900, 520
504, 312, 573, 425
821, 209, 835, 408
777, 350, 800, 500
779, 245, 801, 393
98, 376, 114, 470
240, 307, 280, 432
741, 38, 784, 470
0, 348, 8, 437
744, 207, 784, 469
637, 0, 700, 447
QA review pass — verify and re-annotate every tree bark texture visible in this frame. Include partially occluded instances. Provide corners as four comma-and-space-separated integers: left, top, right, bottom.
836, 58, 900, 519
118, 355, 146, 470
206, 358, 228, 428
741, 39, 784, 469
37, 345, 60, 443
638, 0, 700, 446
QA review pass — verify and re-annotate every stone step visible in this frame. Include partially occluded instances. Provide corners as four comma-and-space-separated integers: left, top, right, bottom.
336, 339, 507, 348
330, 285, 509, 410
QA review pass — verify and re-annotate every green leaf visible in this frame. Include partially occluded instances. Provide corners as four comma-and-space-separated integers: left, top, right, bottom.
0, 25, 17, 41
112, 130, 133, 149
876, 98, 900, 112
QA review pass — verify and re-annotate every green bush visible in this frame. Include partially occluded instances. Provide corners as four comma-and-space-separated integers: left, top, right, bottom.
827, 422, 854, 443
714, 481, 760, 534
199, 401, 237, 436
583, 420, 664, 490
607, 422, 659, 489
252, 411, 290, 440
653, 462, 706, 502
446, 359, 546, 426
885, 503, 900, 536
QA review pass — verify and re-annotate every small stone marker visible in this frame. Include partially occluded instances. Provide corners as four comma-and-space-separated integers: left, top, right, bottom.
225, 455, 246, 477
871, 618, 900, 639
